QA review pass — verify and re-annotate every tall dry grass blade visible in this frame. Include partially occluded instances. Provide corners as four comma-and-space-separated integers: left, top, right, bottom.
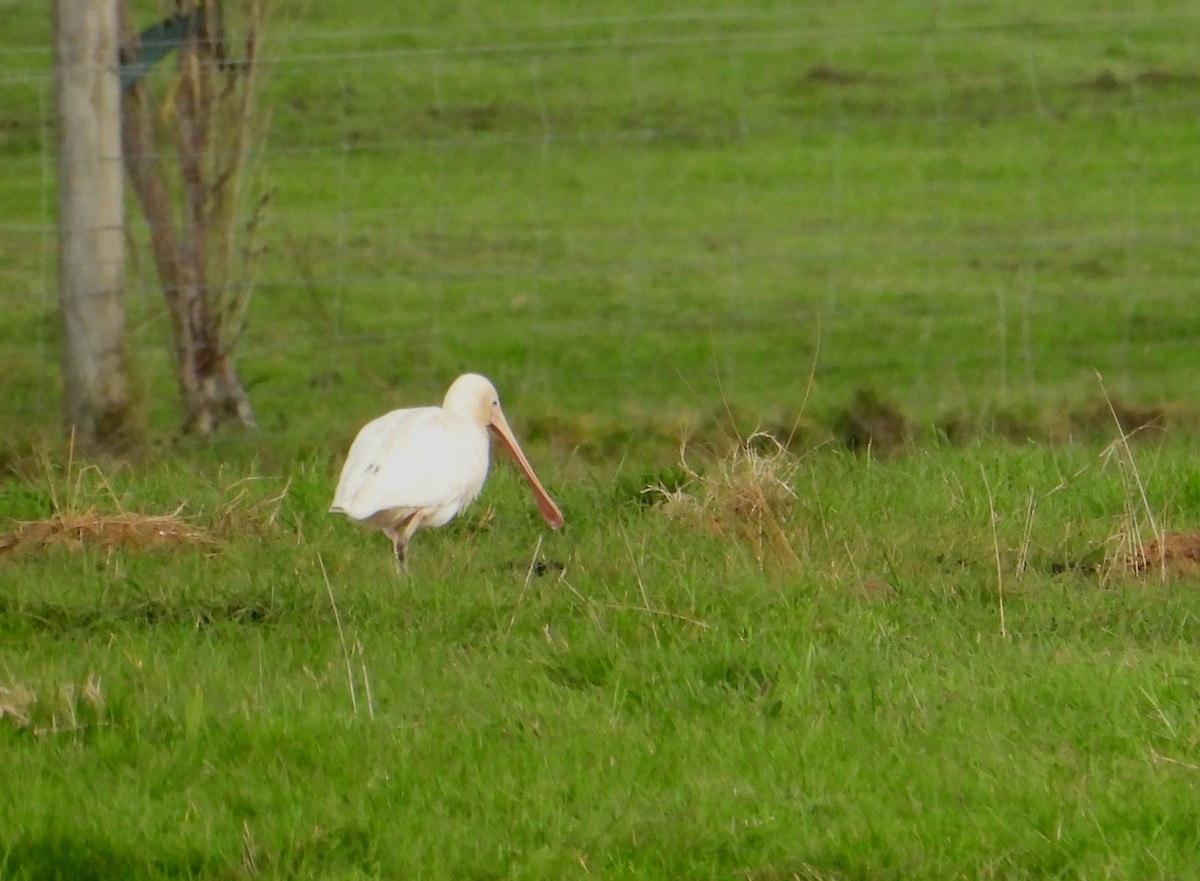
52, 428, 72, 514
354, 637, 375, 720
785, 317, 821, 449
241, 819, 260, 877
1149, 749, 1200, 772
596, 602, 710, 630
507, 534, 544, 635
621, 526, 660, 648
1016, 487, 1037, 577
318, 553, 358, 715
979, 465, 1008, 640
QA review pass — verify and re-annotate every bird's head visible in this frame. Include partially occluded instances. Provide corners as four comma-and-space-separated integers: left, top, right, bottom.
443, 372, 500, 428
442, 372, 563, 530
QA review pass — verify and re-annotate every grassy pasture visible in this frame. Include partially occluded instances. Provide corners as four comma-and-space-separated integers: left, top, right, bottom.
3, 1, 1200, 878
4, 440, 1200, 879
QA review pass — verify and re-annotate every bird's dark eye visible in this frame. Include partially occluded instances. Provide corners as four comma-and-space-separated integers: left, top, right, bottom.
492, 399, 499, 407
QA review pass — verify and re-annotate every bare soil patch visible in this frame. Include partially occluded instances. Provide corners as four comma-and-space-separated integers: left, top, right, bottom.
834, 388, 913, 455
1126, 531, 1200, 577
805, 64, 870, 86
1079, 68, 1200, 92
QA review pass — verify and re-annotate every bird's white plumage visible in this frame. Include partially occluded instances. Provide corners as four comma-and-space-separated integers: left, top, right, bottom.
330, 406, 490, 529
329, 373, 562, 569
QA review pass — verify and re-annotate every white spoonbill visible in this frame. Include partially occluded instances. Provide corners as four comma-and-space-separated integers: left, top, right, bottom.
330, 373, 563, 568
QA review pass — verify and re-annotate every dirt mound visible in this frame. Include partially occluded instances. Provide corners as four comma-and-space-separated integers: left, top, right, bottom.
834, 388, 913, 454
1127, 531, 1200, 576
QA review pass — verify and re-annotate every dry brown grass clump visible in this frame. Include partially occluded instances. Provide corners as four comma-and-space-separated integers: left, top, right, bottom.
1, 449, 288, 558
1, 449, 219, 556
1091, 376, 1185, 584
0, 508, 214, 556
648, 433, 802, 565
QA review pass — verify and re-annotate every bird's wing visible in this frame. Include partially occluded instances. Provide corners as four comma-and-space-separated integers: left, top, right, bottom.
330, 407, 489, 521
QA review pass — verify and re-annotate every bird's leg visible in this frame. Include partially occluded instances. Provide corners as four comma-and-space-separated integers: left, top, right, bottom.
383, 527, 407, 575
388, 510, 427, 576
400, 511, 427, 547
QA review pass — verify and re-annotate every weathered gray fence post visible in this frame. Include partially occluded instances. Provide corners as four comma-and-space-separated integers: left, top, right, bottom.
53, 0, 135, 447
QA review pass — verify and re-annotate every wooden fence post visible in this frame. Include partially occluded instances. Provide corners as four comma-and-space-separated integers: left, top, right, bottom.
53, 0, 135, 447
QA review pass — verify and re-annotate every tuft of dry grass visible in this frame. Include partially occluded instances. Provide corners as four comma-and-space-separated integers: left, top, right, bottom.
0, 676, 104, 736
209, 475, 292, 536
0, 683, 34, 726
1, 446, 288, 558
0, 508, 214, 556
647, 432, 803, 566
1094, 373, 1168, 584
1, 446, 216, 556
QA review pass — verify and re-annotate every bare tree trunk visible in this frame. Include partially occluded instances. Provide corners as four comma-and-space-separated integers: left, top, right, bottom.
174, 24, 257, 434
54, 0, 137, 448
118, 0, 258, 435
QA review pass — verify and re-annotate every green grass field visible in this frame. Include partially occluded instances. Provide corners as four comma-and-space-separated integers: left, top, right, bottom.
3, 2, 1200, 878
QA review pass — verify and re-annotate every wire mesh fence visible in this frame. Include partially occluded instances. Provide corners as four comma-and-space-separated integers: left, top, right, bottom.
3, 3, 1199, 445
